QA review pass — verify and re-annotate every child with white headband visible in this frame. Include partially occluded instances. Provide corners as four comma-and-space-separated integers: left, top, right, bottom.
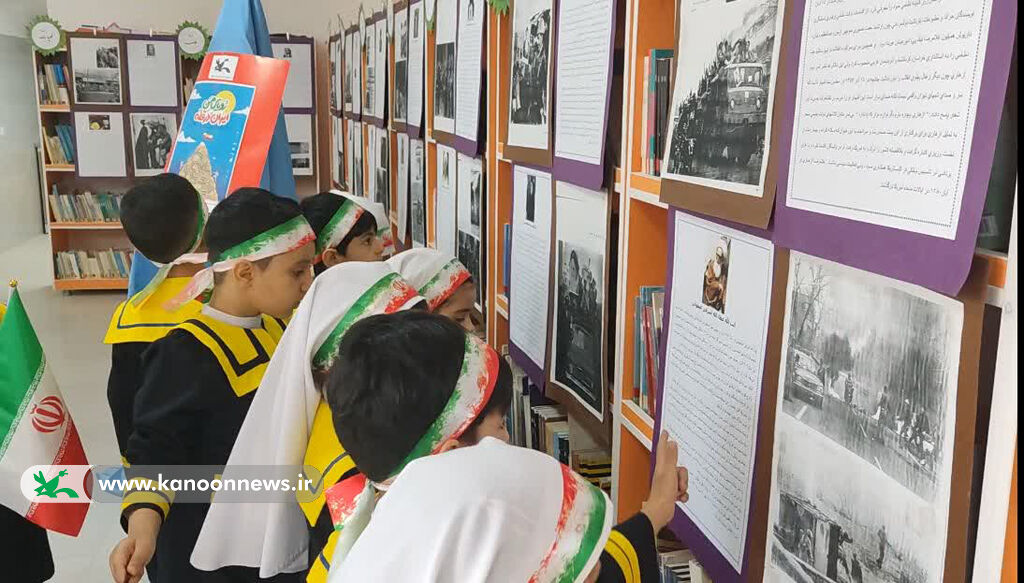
109, 187, 316, 583
387, 248, 477, 331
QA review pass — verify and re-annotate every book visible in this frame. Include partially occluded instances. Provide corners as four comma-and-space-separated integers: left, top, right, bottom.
530, 405, 566, 454
54, 249, 132, 280
634, 285, 666, 415
48, 187, 123, 223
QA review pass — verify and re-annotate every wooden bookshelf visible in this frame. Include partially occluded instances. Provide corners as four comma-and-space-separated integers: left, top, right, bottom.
53, 278, 130, 291
49, 222, 124, 230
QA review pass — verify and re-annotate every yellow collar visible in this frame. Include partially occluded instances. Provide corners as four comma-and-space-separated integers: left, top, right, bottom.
174, 312, 287, 396
104, 277, 201, 344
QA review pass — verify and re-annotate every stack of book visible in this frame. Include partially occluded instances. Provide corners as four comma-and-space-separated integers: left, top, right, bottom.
634, 285, 666, 415
48, 188, 123, 223
572, 449, 612, 494
43, 124, 75, 166
54, 249, 133, 280
658, 549, 707, 583
641, 50, 674, 176
37, 63, 70, 105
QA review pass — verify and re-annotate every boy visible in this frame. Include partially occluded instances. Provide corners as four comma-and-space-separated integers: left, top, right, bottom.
386, 248, 478, 332
323, 312, 688, 581
104, 173, 207, 460
350, 196, 396, 258
109, 188, 316, 583
300, 191, 383, 274
190, 263, 425, 583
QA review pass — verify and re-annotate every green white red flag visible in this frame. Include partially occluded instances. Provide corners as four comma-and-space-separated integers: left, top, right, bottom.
0, 285, 89, 536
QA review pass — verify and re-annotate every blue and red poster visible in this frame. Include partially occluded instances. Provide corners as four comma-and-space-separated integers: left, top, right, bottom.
166, 52, 289, 204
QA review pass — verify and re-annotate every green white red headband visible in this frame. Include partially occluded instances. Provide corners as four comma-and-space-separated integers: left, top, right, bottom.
529, 465, 613, 582
165, 215, 315, 311
311, 271, 422, 371
314, 199, 366, 264
322, 334, 500, 563
130, 190, 211, 307
419, 258, 472, 311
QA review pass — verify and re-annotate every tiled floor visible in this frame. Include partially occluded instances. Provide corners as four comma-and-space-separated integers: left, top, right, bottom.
1, 234, 134, 583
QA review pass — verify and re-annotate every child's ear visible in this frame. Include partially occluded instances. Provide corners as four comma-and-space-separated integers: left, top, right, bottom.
437, 438, 462, 454
322, 248, 343, 267
232, 260, 256, 285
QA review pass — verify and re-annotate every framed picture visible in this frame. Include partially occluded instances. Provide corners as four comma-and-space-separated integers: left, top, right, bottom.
272, 39, 315, 110
126, 37, 180, 108
129, 112, 178, 176
74, 111, 127, 177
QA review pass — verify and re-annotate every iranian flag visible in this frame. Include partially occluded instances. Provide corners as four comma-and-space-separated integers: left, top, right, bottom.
0, 286, 89, 536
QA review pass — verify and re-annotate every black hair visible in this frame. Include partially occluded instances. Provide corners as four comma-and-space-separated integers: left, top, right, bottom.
120, 173, 201, 263
462, 357, 513, 442
326, 311, 465, 482
300, 192, 378, 274
205, 187, 303, 264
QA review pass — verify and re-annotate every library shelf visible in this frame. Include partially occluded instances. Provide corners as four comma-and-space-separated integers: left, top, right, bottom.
38, 104, 71, 112
495, 293, 509, 320
621, 399, 654, 449
49, 222, 124, 230
53, 277, 128, 292
44, 164, 76, 172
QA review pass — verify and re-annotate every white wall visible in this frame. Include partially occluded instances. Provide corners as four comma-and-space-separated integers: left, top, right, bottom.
0, 0, 48, 251
46, 0, 364, 39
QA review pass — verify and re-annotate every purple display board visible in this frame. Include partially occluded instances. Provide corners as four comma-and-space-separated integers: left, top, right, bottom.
650, 207, 774, 583
551, 0, 618, 190
773, 0, 1017, 296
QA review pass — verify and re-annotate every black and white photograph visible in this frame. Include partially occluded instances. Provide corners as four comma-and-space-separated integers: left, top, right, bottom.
766, 252, 964, 583
550, 181, 609, 419
457, 230, 482, 305
411, 140, 427, 247
662, 0, 784, 197
436, 145, 458, 257
701, 235, 730, 313
70, 36, 122, 105
525, 174, 537, 224
346, 120, 355, 189
130, 113, 176, 176
507, 0, 553, 150
434, 0, 457, 133
374, 18, 388, 120
285, 114, 314, 177
394, 9, 410, 123
553, 242, 604, 415
363, 22, 376, 117
343, 33, 353, 111
397, 133, 410, 242
333, 116, 344, 186
353, 123, 364, 196
376, 129, 390, 213
88, 114, 110, 130
457, 153, 485, 307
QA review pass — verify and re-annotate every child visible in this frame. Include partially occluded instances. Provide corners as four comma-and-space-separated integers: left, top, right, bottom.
190, 263, 425, 583
350, 195, 397, 258
109, 188, 316, 583
323, 311, 687, 581
300, 191, 383, 273
386, 248, 478, 332
103, 173, 208, 460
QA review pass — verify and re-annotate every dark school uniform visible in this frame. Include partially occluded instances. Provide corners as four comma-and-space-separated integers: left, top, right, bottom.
600, 512, 660, 583
120, 309, 300, 583
0, 504, 54, 583
103, 277, 201, 460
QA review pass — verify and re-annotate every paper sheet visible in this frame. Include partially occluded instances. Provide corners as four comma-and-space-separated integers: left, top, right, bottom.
352, 31, 363, 116
375, 20, 389, 120
129, 112, 177, 177
661, 211, 774, 571
75, 111, 127, 177
435, 144, 458, 256
344, 32, 353, 113
553, 0, 613, 165
352, 121, 364, 196
70, 36, 123, 106
363, 23, 377, 118
273, 42, 313, 110
408, 1, 426, 131
784, 0, 993, 239
549, 181, 608, 419
455, 0, 485, 143
331, 116, 342, 184
510, 166, 554, 370
765, 252, 963, 583
126, 39, 179, 108
346, 119, 354, 188
457, 153, 485, 307
366, 125, 378, 201
395, 7, 409, 123
284, 114, 314, 176
506, 0, 553, 150
411, 139, 427, 247
373, 127, 390, 211
434, 0, 458, 135
397, 132, 410, 242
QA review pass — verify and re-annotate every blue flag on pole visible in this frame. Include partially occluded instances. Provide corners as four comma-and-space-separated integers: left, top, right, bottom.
128, 0, 297, 296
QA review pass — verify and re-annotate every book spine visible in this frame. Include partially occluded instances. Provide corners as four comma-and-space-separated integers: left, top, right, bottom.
633, 296, 642, 404
647, 53, 657, 175
643, 306, 657, 415
642, 55, 650, 175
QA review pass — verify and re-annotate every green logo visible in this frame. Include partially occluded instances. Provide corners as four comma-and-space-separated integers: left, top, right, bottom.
33, 469, 80, 499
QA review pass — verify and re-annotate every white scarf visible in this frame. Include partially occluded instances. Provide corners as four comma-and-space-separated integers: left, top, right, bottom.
328, 438, 614, 582
386, 248, 472, 311
190, 262, 423, 576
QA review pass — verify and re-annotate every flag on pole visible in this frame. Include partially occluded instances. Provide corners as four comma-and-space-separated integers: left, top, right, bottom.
0, 284, 89, 536
127, 0, 298, 297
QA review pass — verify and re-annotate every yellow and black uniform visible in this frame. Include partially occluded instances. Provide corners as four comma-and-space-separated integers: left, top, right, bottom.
600, 513, 660, 583
120, 307, 299, 583
103, 277, 201, 458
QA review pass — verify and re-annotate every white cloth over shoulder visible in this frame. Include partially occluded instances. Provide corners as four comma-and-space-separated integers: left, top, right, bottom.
328, 438, 614, 583
190, 262, 422, 576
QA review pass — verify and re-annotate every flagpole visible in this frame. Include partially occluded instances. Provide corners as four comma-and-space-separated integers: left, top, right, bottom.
6, 279, 16, 305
